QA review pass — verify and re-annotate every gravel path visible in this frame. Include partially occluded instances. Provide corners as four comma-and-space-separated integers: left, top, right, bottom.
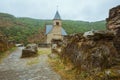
0, 47, 61, 80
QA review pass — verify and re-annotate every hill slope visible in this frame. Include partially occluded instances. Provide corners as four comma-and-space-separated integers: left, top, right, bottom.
0, 13, 106, 43
62, 20, 106, 34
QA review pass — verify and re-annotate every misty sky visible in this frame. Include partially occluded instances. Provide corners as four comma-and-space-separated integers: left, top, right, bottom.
0, 0, 120, 21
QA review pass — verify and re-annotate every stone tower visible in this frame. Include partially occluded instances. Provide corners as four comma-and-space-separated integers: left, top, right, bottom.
51, 11, 63, 40
45, 11, 67, 44
53, 10, 62, 26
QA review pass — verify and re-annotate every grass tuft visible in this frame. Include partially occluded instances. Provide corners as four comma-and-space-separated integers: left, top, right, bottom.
26, 57, 40, 66
48, 56, 77, 80
0, 47, 16, 63
38, 48, 51, 55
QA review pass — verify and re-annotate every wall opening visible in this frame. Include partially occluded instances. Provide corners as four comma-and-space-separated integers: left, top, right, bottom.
56, 22, 59, 26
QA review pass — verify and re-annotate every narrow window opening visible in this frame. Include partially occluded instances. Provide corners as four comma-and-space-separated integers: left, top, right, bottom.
56, 22, 59, 26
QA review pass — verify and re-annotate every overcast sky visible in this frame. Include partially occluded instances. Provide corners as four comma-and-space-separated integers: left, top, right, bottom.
0, 0, 120, 21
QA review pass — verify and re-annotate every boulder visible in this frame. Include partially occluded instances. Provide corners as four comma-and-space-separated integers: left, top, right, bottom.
21, 44, 38, 58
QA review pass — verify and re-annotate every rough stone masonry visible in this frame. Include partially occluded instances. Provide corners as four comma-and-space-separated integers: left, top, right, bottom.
60, 5, 120, 80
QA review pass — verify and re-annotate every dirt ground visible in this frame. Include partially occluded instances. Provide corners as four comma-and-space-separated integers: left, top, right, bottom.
0, 47, 61, 80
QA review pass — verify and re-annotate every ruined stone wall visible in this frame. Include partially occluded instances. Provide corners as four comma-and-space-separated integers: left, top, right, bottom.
106, 5, 120, 56
60, 5, 120, 80
106, 5, 120, 32
61, 31, 120, 79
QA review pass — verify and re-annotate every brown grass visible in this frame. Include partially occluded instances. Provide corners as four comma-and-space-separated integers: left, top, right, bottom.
38, 48, 51, 55
48, 55, 77, 80
0, 47, 16, 63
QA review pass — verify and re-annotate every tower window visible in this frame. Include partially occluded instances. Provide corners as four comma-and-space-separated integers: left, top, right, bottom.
56, 22, 59, 26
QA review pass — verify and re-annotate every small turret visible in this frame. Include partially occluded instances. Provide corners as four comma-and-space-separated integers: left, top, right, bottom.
53, 10, 61, 20
53, 11, 62, 26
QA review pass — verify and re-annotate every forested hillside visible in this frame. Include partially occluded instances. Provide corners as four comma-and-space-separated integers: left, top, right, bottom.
0, 12, 106, 43
62, 20, 106, 34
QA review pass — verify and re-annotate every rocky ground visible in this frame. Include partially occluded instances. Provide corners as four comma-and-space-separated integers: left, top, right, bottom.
0, 47, 61, 80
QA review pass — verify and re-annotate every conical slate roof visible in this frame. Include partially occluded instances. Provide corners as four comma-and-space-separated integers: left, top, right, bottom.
54, 11, 61, 20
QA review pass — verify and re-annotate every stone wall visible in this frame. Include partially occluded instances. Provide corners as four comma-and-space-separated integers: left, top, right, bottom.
106, 5, 120, 55
59, 5, 120, 80
61, 31, 120, 79
106, 5, 120, 31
